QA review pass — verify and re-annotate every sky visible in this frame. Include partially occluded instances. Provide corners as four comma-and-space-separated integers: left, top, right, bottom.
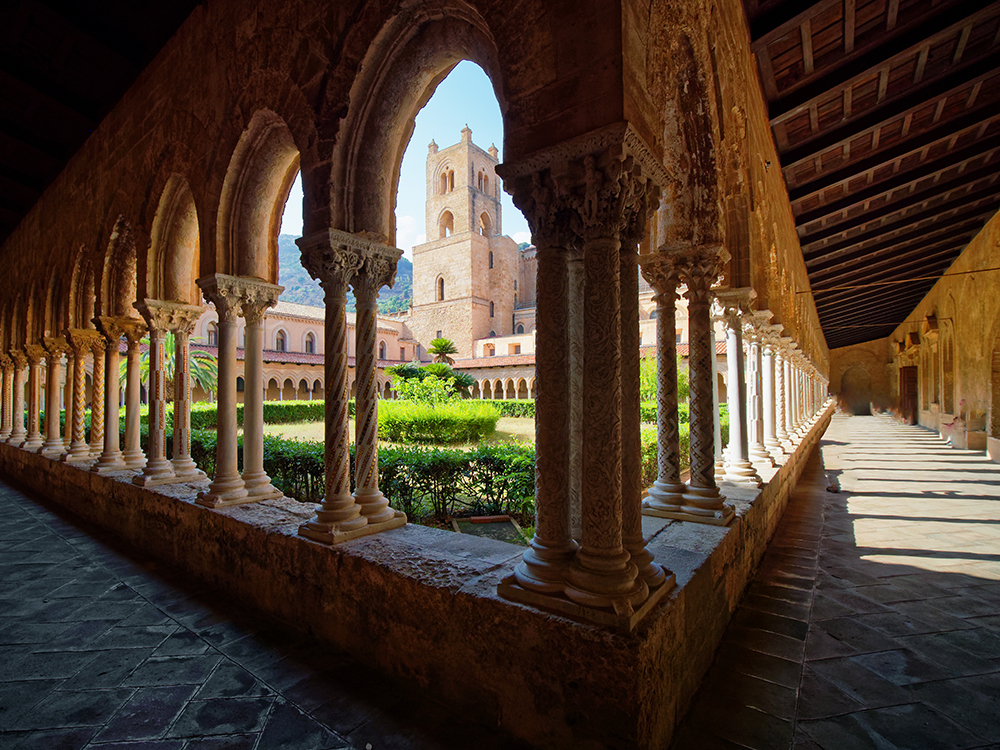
278, 61, 531, 258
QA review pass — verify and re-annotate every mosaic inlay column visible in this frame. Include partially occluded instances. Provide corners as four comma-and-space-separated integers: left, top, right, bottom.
121, 320, 148, 470
676, 246, 734, 525
41, 337, 71, 456
0, 355, 12, 441
761, 326, 783, 458
638, 250, 686, 515
710, 304, 726, 481
197, 276, 248, 506
352, 252, 403, 525
88, 338, 106, 457
297, 230, 406, 542
22, 344, 45, 451
93, 317, 126, 472
716, 290, 761, 487
745, 311, 774, 468
63, 331, 100, 463
7, 350, 27, 446
169, 306, 207, 482
775, 338, 792, 452
567, 245, 584, 540
240, 280, 282, 500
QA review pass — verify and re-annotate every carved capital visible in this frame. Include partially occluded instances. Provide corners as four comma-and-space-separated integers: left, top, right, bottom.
8, 350, 27, 368
118, 318, 147, 348
505, 169, 574, 249
714, 286, 756, 327
197, 275, 244, 322
136, 299, 204, 336
638, 248, 685, 300
42, 337, 71, 359
0, 353, 12, 370
352, 247, 401, 303
94, 316, 125, 344
239, 279, 283, 327
297, 230, 401, 298
743, 309, 774, 342
679, 245, 731, 304
65, 329, 103, 356
23, 343, 46, 365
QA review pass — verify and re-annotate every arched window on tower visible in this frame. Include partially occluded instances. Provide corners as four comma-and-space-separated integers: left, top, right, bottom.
477, 172, 484, 191
304, 332, 315, 354
275, 330, 287, 352
488, 251, 494, 269
479, 212, 492, 237
378, 340, 387, 360
437, 277, 445, 301
490, 301, 495, 318
489, 330, 496, 337
207, 322, 218, 346
483, 174, 489, 193
448, 170, 455, 191
439, 210, 454, 238
516, 323, 524, 334
439, 171, 448, 194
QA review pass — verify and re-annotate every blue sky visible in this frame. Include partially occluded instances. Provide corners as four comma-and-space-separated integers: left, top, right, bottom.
279, 61, 531, 258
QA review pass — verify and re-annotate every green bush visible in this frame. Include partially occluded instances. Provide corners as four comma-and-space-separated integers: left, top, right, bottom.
478, 399, 535, 418
378, 401, 500, 443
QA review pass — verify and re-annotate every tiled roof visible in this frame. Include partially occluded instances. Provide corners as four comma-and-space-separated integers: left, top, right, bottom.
455, 342, 727, 369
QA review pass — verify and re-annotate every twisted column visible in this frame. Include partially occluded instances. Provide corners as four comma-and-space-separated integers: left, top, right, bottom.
64, 331, 100, 462
240, 280, 282, 500
710, 304, 726, 481
762, 327, 783, 458
41, 338, 70, 456
638, 251, 686, 514
88, 338, 106, 457
745, 311, 774, 468
7, 351, 27, 445
22, 344, 45, 451
716, 290, 761, 487
93, 317, 126, 472
197, 277, 247, 506
0, 355, 12, 441
121, 320, 148, 469
775, 339, 792, 452
134, 303, 174, 484
169, 306, 207, 482
62, 359, 72, 450
297, 231, 405, 542
352, 254, 398, 524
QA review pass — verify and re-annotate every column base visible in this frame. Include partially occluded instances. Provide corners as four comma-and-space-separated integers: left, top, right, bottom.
197, 475, 250, 508
643, 502, 735, 526
565, 551, 648, 614
0, 430, 11, 441
723, 458, 763, 487
89, 443, 104, 459
748, 444, 775, 468
644, 480, 686, 513
133, 459, 178, 487
7, 433, 26, 447
513, 540, 577, 594
123, 450, 147, 470
353, 488, 397, 525
40, 438, 67, 457
242, 472, 283, 501
766, 438, 786, 457
625, 542, 671, 589
299, 510, 406, 545
498, 569, 673, 633
92, 452, 128, 473
22, 435, 44, 451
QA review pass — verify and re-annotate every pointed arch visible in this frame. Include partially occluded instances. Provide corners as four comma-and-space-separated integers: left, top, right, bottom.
149, 175, 202, 304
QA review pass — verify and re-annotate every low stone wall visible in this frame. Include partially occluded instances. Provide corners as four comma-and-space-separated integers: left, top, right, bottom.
0, 403, 833, 749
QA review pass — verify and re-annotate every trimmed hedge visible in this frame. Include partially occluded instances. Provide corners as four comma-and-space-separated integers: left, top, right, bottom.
475, 399, 535, 418
378, 401, 500, 444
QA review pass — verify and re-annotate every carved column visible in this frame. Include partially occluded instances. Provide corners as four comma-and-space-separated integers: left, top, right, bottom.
197, 277, 247, 505
41, 338, 71, 455
716, 290, 761, 487
775, 338, 791, 452
297, 230, 406, 542
121, 320, 148, 469
745, 311, 774, 468
168, 306, 207, 482
567, 245, 584, 540
240, 280, 282, 500
134, 302, 174, 484
22, 344, 45, 451
93, 318, 126, 472
638, 251, 686, 514
63, 331, 100, 462
88, 338, 106, 457
352, 252, 401, 524
62, 357, 72, 449
761, 327, 783, 458
7, 351, 27, 445
710, 304, 726, 480
0, 355, 12, 441
676, 246, 735, 525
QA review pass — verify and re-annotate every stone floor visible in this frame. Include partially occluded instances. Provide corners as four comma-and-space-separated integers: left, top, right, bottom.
0, 481, 531, 750
672, 413, 1000, 750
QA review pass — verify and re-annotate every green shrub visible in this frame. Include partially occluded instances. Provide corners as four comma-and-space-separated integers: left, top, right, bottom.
378, 401, 500, 443
478, 399, 535, 418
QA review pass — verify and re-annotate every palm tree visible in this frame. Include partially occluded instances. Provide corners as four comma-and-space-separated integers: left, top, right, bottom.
119, 333, 219, 400
428, 337, 458, 365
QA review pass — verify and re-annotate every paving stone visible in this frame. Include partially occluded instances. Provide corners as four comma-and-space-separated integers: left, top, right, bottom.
0, 679, 63, 729
1, 726, 99, 750
122, 654, 225, 687
849, 649, 952, 686
255, 698, 347, 749
5, 687, 135, 730
196, 660, 274, 699
167, 697, 274, 737
92, 685, 199, 742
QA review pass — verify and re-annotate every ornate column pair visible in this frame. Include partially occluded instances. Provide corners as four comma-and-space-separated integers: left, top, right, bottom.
294, 230, 406, 540
7, 350, 27, 445
760, 325, 784, 459
197, 276, 278, 506
716, 290, 761, 487
744, 311, 775, 469
0, 354, 12, 441
495, 124, 676, 628
91, 317, 144, 473
63, 330, 102, 463
40, 337, 71, 456
22, 344, 46, 451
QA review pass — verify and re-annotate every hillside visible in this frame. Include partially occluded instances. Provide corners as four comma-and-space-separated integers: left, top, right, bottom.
277, 234, 413, 314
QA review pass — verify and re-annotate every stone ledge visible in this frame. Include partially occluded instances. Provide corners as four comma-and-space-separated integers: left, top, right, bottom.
0, 403, 833, 750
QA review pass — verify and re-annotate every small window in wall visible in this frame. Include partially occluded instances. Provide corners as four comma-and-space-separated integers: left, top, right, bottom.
489, 330, 496, 337
436, 330, 442, 339
378, 341, 386, 360
207, 322, 218, 346
275, 330, 286, 352
479, 212, 491, 237
485, 344, 495, 357
516, 324, 524, 334
400, 347, 406, 361
305, 332, 315, 354
483, 174, 489, 193
488, 251, 494, 269
490, 301, 495, 318
477, 172, 484, 191
448, 170, 455, 191
650, 309, 658, 319
437, 277, 445, 301
439, 211, 454, 239
439, 172, 448, 194
514, 280, 517, 291
510, 344, 521, 355
236, 376, 245, 393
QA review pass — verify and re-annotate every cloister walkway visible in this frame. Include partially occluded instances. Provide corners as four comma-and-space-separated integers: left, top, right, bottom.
673, 414, 1000, 750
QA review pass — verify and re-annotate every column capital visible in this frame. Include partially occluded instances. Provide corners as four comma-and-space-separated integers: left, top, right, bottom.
351, 245, 403, 302
65, 329, 103, 355
120, 318, 147, 347
8, 349, 26, 368
743, 309, 773, 343
136, 299, 204, 335
23, 343, 45, 365
713, 285, 754, 324
760, 323, 785, 350
676, 244, 730, 304
94, 316, 126, 344
197, 274, 245, 321
42, 337, 71, 359
0, 352, 12, 369
638, 247, 685, 299
238, 279, 283, 327
297, 229, 399, 294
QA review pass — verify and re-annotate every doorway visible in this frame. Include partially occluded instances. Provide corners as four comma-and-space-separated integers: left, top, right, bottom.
899, 366, 918, 425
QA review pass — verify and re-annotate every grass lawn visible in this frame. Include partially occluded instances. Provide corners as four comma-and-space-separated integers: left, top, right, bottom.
262, 416, 535, 447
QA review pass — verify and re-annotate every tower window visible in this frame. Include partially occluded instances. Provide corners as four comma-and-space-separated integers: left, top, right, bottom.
275, 330, 286, 352
379, 341, 386, 359
437, 277, 445, 301
439, 210, 454, 239
479, 212, 492, 237
488, 251, 494, 269
514, 280, 517, 291
516, 324, 524, 334
448, 170, 455, 191
207, 322, 218, 346
490, 301, 495, 318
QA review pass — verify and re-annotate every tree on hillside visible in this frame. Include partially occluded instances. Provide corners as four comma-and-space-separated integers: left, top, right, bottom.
428, 337, 458, 365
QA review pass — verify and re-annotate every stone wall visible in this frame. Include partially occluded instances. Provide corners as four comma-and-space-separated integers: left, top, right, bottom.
828, 339, 894, 414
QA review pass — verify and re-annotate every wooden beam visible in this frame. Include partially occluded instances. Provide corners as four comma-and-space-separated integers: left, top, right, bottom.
953, 24, 972, 64
887, 0, 900, 30
844, 0, 856, 53
802, 19, 815, 75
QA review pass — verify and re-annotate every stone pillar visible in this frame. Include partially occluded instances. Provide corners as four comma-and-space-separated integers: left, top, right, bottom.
352, 254, 400, 524
790, 357, 803, 436
197, 277, 248, 506
567, 246, 584, 540
62, 361, 72, 449
88, 338, 106, 457
63, 331, 99, 462
22, 344, 45, 451
240, 280, 282, 500
676, 246, 735, 525
762, 328, 783, 458
297, 230, 406, 542
7, 351, 27, 445
133, 303, 173, 485
710, 304, 726, 481
41, 338, 71, 456
0, 355, 12, 441
716, 290, 761, 487
168, 307, 207, 482
121, 321, 148, 469
775, 339, 791, 452
638, 252, 686, 514
745, 311, 774, 468
93, 318, 126, 472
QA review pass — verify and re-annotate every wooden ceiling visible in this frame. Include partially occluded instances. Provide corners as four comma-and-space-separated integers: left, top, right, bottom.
0, 0, 200, 247
744, 0, 1000, 349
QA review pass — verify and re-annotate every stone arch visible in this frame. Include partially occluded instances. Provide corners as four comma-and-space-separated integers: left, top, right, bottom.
438, 210, 455, 238
840, 365, 873, 416
147, 174, 202, 305
437, 275, 446, 301
516, 377, 528, 400
266, 377, 281, 401
216, 110, 300, 282
44, 272, 69, 339
273, 328, 289, 352
312, 377, 324, 399
378, 339, 387, 360
515, 323, 524, 334
206, 322, 219, 346
528, 377, 537, 399
504, 377, 515, 399
297, 378, 310, 400
492, 378, 503, 398
479, 212, 492, 237
68, 252, 97, 330
282, 377, 296, 401
303, 330, 317, 354
99, 216, 139, 319
383, 380, 392, 398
